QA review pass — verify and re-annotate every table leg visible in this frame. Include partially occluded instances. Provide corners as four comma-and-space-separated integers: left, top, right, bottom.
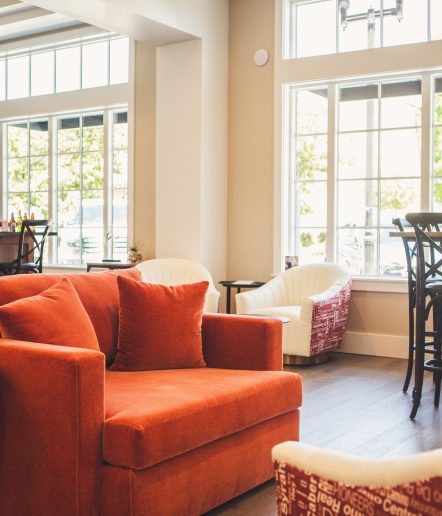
226, 287, 232, 314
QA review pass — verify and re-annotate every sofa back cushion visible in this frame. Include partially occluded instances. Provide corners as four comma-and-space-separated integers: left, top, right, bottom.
0, 268, 141, 362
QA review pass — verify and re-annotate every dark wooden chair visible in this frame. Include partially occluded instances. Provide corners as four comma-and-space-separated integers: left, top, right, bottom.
0, 220, 52, 276
405, 213, 442, 419
392, 217, 442, 392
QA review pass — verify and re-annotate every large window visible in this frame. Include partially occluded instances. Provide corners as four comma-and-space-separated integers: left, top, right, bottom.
4, 108, 128, 266
285, 73, 442, 278
0, 35, 129, 101
287, 0, 441, 59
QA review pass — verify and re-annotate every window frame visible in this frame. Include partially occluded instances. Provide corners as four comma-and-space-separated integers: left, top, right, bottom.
283, 69, 437, 279
2, 105, 129, 267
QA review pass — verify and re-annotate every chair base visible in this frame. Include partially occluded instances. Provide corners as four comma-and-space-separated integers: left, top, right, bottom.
283, 352, 330, 366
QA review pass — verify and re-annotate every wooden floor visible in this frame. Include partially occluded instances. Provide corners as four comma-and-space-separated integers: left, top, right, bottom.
206, 353, 442, 515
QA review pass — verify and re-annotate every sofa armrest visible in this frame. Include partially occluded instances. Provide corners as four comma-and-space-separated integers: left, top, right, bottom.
202, 313, 283, 371
0, 339, 105, 516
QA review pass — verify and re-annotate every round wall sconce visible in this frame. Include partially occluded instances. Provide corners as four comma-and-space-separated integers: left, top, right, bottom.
254, 49, 269, 67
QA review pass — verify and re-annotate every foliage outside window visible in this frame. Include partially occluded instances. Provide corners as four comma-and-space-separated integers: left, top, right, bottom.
288, 0, 442, 59
286, 73, 442, 278
4, 109, 128, 266
0, 36, 129, 101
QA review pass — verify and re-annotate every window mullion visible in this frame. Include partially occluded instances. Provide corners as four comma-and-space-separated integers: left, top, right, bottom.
326, 83, 336, 262
421, 72, 432, 210
48, 116, 56, 265
103, 109, 111, 259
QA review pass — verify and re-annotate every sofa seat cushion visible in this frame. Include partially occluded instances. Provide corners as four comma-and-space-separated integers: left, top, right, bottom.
103, 368, 302, 470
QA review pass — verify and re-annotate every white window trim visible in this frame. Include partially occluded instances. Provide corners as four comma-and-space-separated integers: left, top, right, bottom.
275, 0, 442, 292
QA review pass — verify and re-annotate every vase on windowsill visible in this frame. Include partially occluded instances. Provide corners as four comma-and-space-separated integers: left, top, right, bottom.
128, 245, 142, 264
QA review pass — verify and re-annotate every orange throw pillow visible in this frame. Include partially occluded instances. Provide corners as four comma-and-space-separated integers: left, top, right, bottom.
111, 276, 208, 371
0, 277, 100, 351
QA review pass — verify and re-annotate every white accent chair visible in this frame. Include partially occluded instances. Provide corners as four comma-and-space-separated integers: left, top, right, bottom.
273, 442, 442, 515
135, 258, 220, 313
235, 263, 351, 363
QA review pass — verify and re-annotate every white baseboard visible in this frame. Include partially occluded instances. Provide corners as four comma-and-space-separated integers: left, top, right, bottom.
339, 331, 409, 359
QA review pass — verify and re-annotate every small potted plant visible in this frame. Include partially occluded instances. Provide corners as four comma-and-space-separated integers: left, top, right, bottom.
128, 244, 142, 264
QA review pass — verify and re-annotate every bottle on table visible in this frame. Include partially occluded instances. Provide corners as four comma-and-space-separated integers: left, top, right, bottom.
17, 210, 22, 232
9, 213, 16, 232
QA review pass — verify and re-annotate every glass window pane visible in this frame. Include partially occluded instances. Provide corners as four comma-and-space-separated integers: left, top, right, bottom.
58, 153, 80, 190
8, 158, 28, 192
339, 84, 379, 131
113, 150, 128, 188
295, 181, 327, 227
30, 120, 49, 156
435, 79, 442, 125
7, 55, 29, 100
379, 178, 420, 226
297, 228, 327, 264
83, 114, 104, 151
380, 229, 406, 278
296, 89, 328, 134
337, 227, 377, 276
30, 191, 48, 219
296, 0, 336, 57
0, 60, 5, 101
296, 135, 327, 180
383, 1, 427, 47
8, 193, 29, 218
431, 0, 442, 41
113, 189, 127, 227
113, 111, 128, 149
380, 80, 421, 129
338, 0, 381, 53
58, 117, 81, 153
58, 191, 81, 226
58, 227, 81, 265
337, 179, 378, 227
82, 190, 103, 227
31, 51, 54, 96
338, 132, 378, 180
110, 38, 129, 84
82, 41, 108, 88
7, 123, 28, 158
432, 178, 442, 210
30, 156, 48, 191
82, 227, 104, 262
82, 152, 104, 190
380, 129, 421, 178
56, 46, 81, 92
111, 227, 128, 261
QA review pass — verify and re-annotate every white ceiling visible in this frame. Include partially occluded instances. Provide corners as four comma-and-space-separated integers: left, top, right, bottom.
0, 0, 84, 42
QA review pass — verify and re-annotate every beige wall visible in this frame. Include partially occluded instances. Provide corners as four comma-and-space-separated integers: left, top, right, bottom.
227, 0, 410, 348
228, 0, 275, 281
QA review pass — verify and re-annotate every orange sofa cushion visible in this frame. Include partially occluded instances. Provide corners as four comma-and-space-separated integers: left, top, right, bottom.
0, 278, 100, 350
0, 268, 140, 362
111, 277, 208, 371
103, 368, 302, 470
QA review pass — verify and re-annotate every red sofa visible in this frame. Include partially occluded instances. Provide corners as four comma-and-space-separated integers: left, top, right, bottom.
0, 269, 302, 516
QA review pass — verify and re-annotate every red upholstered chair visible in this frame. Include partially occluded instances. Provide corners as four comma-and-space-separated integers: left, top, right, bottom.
272, 441, 442, 516
0, 270, 302, 515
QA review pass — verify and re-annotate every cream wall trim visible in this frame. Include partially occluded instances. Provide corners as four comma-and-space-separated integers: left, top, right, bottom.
340, 331, 408, 359
0, 84, 128, 120
280, 39, 442, 84
351, 278, 408, 294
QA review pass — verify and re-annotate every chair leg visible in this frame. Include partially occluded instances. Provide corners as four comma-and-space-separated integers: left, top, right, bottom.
411, 297, 426, 419
403, 305, 415, 392
434, 374, 441, 407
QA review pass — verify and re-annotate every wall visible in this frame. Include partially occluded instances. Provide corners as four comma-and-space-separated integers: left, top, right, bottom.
228, 0, 275, 281
228, 0, 411, 356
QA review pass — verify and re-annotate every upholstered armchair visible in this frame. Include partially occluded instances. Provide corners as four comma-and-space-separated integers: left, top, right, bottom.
273, 441, 442, 515
136, 258, 220, 312
236, 263, 351, 364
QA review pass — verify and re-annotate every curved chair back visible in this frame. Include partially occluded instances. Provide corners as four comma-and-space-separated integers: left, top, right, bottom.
273, 441, 442, 516
135, 258, 220, 312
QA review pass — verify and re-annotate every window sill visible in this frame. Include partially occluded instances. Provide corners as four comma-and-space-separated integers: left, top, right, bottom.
43, 265, 86, 275
351, 277, 408, 294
